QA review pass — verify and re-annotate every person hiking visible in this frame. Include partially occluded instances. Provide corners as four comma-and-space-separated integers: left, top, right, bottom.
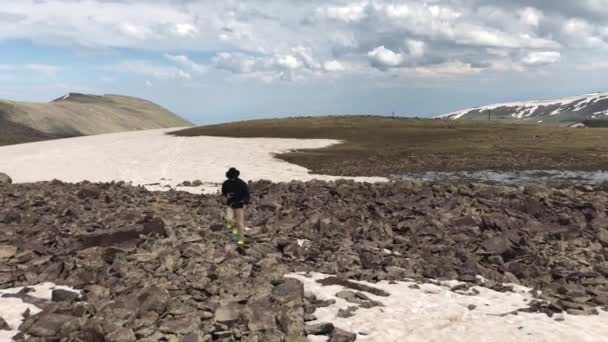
221, 167, 250, 246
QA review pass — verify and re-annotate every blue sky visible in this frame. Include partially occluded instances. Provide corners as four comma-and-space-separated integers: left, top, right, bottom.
2, 1, 608, 124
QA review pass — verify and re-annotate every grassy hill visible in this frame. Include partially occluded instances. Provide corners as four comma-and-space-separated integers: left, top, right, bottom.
0, 93, 191, 146
170, 116, 608, 176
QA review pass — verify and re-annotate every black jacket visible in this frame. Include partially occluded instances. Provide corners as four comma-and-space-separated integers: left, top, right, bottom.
221, 178, 250, 208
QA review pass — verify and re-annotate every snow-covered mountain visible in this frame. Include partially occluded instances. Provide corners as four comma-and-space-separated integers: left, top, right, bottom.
436, 92, 608, 125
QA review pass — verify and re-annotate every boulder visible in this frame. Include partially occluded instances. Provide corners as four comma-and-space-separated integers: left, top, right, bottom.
0, 172, 11, 185
138, 287, 170, 314
77, 184, 102, 199
79, 217, 167, 247
329, 328, 357, 342
159, 317, 200, 334
305, 322, 335, 336
215, 301, 243, 324
52, 289, 80, 302
26, 313, 76, 337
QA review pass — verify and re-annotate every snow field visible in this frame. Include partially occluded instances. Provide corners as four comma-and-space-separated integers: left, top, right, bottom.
288, 273, 608, 342
0, 284, 80, 341
0, 128, 386, 194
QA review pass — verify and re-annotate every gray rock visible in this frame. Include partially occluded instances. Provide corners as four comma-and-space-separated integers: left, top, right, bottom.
77, 183, 102, 199
0, 173, 11, 185
26, 313, 75, 337
335, 290, 383, 308
106, 328, 137, 342
215, 301, 243, 324
52, 289, 80, 302
305, 322, 335, 336
329, 328, 357, 342
0, 317, 10, 330
159, 317, 200, 334
138, 287, 170, 314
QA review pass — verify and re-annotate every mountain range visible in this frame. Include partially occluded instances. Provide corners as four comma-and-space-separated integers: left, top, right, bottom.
436, 92, 608, 126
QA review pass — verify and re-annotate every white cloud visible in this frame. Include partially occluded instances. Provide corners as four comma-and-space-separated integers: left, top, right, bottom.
522, 51, 561, 66
119, 23, 151, 40
212, 47, 338, 81
0, 0, 605, 84
323, 60, 346, 72
108, 61, 192, 80
368, 46, 404, 70
406, 39, 426, 58
519, 7, 543, 27
164, 54, 207, 74
172, 23, 198, 37
213, 52, 258, 74
319, 2, 368, 22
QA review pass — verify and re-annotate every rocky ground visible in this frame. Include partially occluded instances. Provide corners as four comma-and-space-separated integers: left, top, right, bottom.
1, 178, 608, 341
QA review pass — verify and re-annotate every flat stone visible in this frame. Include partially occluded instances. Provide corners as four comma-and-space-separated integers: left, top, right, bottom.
159, 317, 200, 334
0, 245, 17, 259
329, 328, 357, 342
215, 301, 243, 324
106, 328, 137, 342
305, 322, 335, 336
26, 313, 75, 337
52, 289, 80, 302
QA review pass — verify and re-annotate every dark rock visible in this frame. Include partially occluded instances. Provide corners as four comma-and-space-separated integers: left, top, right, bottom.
51, 289, 80, 302
0, 172, 11, 185
138, 287, 170, 314
316, 277, 389, 297
0, 317, 10, 330
329, 328, 357, 342
272, 279, 305, 304
106, 328, 137, 342
77, 184, 102, 199
305, 322, 335, 336
79, 217, 167, 247
335, 290, 383, 308
159, 317, 200, 334
26, 313, 76, 337
337, 306, 359, 318
182, 332, 204, 342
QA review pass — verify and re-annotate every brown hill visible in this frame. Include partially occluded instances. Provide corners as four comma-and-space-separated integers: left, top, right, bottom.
0, 93, 192, 146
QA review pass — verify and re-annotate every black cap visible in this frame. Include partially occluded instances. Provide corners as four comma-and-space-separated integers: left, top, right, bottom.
226, 167, 240, 178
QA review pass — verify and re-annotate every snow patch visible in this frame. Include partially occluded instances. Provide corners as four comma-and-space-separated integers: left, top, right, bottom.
0, 128, 386, 194
0, 283, 80, 341
437, 92, 608, 119
288, 272, 608, 342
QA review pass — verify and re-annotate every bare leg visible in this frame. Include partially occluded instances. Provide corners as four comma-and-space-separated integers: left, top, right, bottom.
235, 208, 245, 243
225, 207, 238, 235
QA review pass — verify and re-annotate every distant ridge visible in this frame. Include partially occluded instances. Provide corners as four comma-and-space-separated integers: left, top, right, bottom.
0, 93, 192, 146
436, 92, 608, 126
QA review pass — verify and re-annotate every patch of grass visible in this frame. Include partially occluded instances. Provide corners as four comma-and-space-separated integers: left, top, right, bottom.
583, 120, 608, 128
170, 116, 608, 177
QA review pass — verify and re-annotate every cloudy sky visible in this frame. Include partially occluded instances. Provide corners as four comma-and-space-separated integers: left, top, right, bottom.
2, 0, 608, 123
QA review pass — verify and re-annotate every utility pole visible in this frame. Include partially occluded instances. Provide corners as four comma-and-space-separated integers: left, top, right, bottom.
488, 110, 491, 121
392, 111, 395, 120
